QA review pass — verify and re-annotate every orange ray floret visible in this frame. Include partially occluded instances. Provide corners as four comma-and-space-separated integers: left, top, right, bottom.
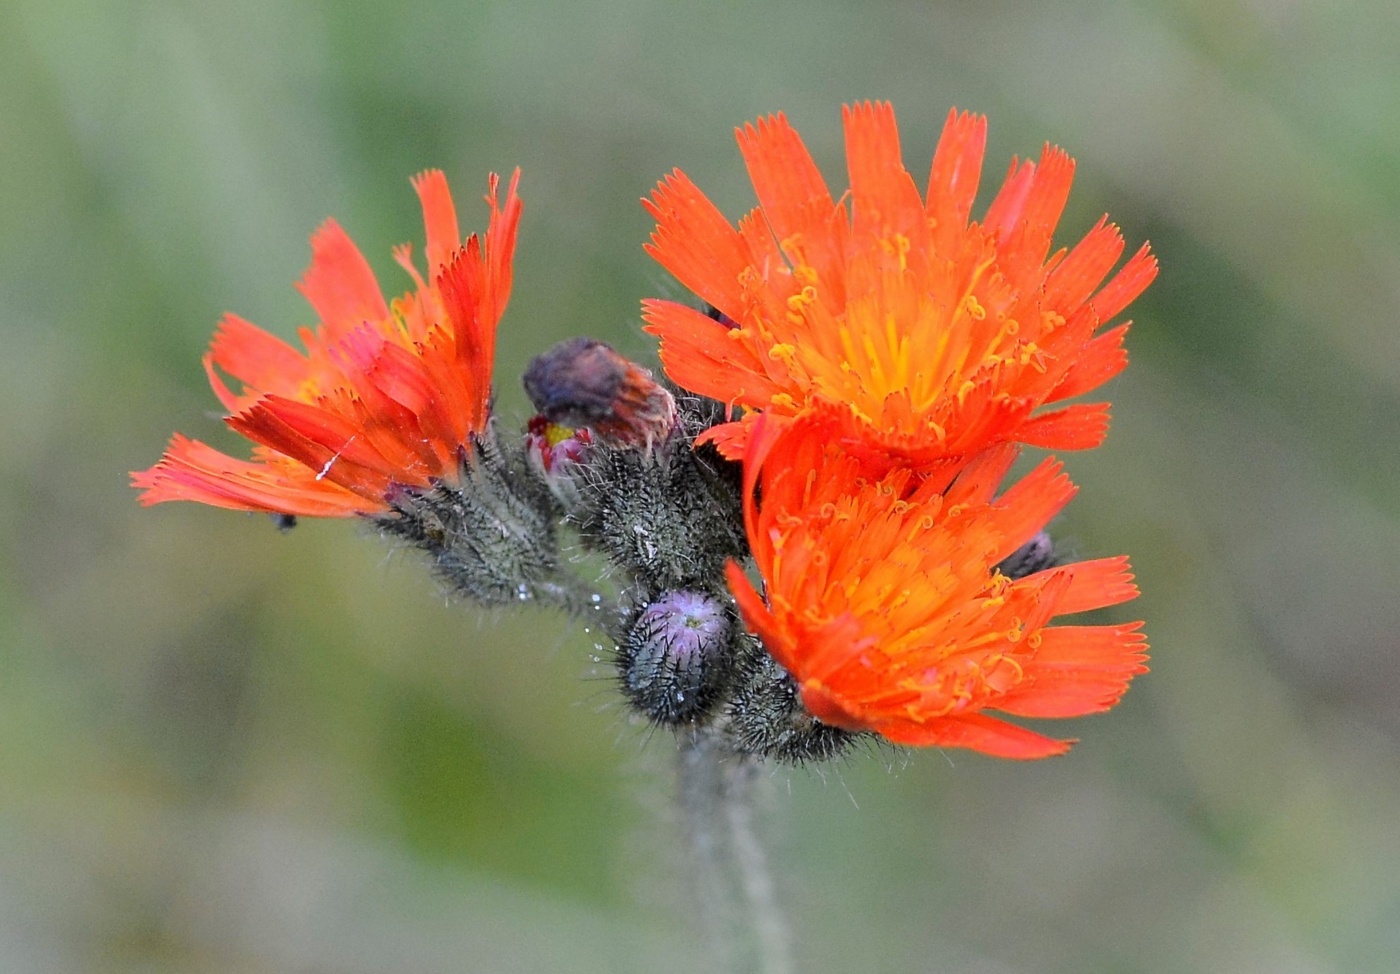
643, 103, 1157, 467
133, 170, 523, 516
726, 418, 1148, 759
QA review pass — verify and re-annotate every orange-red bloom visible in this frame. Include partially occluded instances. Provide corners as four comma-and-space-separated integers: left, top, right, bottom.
644, 103, 1157, 469
134, 170, 522, 517
726, 418, 1147, 759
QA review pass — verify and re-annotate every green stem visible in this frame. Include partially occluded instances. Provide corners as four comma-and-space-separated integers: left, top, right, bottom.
676, 728, 793, 974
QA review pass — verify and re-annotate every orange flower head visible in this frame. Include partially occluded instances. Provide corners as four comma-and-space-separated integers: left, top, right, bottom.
643, 103, 1157, 469
133, 170, 522, 517
726, 418, 1148, 759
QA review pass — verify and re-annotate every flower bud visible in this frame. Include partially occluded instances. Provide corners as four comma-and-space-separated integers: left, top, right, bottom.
523, 337, 676, 449
621, 589, 731, 724
726, 649, 858, 763
525, 415, 593, 509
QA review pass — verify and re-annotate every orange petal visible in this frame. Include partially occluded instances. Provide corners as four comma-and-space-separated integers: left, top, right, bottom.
643, 169, 752, 322
131, 434, 374, 516
1038, 555, 1139, 614
1048, 325, 1129, 403
411, 169, 461, 278
994, 622, 1148, 718
202, 313, 309, 412
737, 113, 845, 303
878, 712, 1073, 759
926, 108, 987, 257
296, 219, 389, 340
843, 101, 930, 256
1018, 402, 1111, 450
1090, 242, 1158, 322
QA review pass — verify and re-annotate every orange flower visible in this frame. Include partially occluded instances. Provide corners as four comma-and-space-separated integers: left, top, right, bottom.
133, 170, 522, 517
726, 418, 1147, 759
643, 103, 1157, 468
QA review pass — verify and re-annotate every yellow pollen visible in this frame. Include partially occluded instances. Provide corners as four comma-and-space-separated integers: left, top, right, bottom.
964, 295, 986, 320
769, 343, 798, 363
894, 233, 911, 272
1041, 310, 1065, 332
544, 423, 576, 447
1027, 631, 1043, 650
770, 393, 796, 408
957, 379, 977, 404
794, 264, 819, 286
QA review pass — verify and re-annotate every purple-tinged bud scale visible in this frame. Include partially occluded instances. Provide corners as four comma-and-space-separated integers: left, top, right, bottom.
622, 589, 732, 724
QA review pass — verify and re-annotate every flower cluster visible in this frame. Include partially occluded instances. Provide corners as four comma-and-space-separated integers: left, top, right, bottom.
135, 102, 1152, 763
645, 103, 1152, 758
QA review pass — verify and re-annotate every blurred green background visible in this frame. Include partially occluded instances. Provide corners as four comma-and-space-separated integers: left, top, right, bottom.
4, 0, 1400, 970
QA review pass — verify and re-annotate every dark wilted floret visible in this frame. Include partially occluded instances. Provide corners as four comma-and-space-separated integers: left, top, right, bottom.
621, 589, 734, 724
727, 645, 860, 764
523, 337, 676, 447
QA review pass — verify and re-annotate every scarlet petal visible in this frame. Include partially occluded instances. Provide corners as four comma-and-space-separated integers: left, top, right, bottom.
643, 169, 754, 323
642, 300, 780, 405
843, 100, 930, 254
297, 219, 389, 339
994, 623, 1148, 718
1018, 402, 1112, 450
411, 169, 461, 278
985, 457, 1077, 561
926, 108, 987, 256
1049, 325, 1129, 403
1040, 555, 1139, 614
132, 435, 376, 516
202, 313, 309, 412
693, 419, 753, 460
726, 560, 797, 673
737, 113, 844, 299
1091, 242, 1158, 322
1044, 217, 1126, 313
879, 713, 1073, 760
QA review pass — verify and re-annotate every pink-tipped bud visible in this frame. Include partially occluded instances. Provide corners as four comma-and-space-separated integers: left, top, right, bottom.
523, 338, 676, 449
525, 415, 594, 508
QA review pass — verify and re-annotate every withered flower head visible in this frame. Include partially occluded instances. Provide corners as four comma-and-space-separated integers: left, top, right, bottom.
524, 337, 676, 448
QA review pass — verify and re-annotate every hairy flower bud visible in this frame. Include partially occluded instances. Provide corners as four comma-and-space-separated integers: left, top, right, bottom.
525, 415, 593, 509
523, 337, 676, 448
994, 529, 1057, 580
621, 589, 732, 724
727, 649, 859, 763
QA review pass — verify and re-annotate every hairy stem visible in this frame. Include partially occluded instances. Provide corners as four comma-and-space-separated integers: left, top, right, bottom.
676, 729, 793, 974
